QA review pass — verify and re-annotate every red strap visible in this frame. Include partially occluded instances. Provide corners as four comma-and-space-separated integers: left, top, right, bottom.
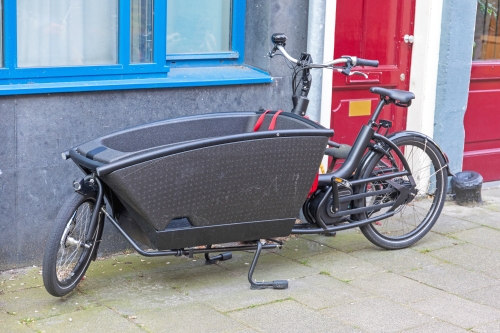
268, 110, 283, 130
308, 173, 319, 197
253, 110, 283, 131
253, 110, 271, 132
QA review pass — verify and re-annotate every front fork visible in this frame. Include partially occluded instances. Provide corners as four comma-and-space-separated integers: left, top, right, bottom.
73, 174, 105, 261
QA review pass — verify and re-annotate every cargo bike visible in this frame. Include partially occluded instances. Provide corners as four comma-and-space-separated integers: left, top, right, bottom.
43, 34, 451, 297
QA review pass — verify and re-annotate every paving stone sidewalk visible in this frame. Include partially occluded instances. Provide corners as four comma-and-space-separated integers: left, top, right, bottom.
1, 187, 500, 333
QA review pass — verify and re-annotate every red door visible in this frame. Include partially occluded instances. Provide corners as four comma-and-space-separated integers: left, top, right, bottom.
463, 1, 500, 182
331, 0, 416, 145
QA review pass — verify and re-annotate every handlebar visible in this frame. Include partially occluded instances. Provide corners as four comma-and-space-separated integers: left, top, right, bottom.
276, 45, 349, 67
275, 45, 378, 69
270, 33, 379, 115
270, 33, 379, 68
353, 58, 379, 67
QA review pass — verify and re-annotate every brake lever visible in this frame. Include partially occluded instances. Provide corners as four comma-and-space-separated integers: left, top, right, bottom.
332, 67, 368, 79
350, 71, 368, 78
268, 45, 279, 58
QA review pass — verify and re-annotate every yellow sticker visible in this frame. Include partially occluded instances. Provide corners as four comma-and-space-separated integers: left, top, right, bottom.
349, 100, 371, 117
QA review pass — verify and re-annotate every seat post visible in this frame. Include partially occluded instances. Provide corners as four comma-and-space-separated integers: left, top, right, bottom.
368, 98, 387, 125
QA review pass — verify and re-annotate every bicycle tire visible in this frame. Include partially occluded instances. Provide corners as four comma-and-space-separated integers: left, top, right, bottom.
357, 135, 447, 249
43, 191, 102, 297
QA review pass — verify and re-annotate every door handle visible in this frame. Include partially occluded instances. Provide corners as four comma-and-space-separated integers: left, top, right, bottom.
403, 34, 414, 44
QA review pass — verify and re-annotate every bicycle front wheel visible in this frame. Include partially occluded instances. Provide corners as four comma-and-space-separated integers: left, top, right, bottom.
43, 191, 102, 297
358, 135, 447, 249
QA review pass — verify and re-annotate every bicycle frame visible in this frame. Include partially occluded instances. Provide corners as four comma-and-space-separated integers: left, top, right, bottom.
44, 35, 452, 297
293, 130, 414, 235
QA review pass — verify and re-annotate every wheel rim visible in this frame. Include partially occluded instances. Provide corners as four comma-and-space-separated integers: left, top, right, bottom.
364, 141, 444, 240
56, 200, 94, 283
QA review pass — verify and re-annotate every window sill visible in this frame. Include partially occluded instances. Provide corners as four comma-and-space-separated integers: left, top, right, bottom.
0, 65, 272, 96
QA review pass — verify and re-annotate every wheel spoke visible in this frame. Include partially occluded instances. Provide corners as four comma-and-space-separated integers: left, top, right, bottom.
55, 201, 94, 282
57, 246, 81, 280
360, 138, 446, 247
43, 192, 102, 297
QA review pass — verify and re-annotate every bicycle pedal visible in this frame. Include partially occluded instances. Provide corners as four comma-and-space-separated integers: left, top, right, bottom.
205, 252, 232, 265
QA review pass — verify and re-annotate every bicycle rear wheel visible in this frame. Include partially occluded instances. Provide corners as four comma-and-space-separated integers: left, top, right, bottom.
358, 135, 447, 249
43, 191, 102, 297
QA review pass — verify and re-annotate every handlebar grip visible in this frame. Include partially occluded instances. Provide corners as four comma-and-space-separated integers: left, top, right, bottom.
355, 58, 379, 67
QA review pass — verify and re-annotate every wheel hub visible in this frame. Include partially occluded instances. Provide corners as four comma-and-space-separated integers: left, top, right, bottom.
65, 235, 91, 249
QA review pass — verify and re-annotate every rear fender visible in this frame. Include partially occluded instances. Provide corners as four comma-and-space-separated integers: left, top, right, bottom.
385, 131, 453, 177
354, 131, 452, 182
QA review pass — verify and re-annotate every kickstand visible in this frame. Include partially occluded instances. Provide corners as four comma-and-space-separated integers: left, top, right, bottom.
248, 241, 288, 290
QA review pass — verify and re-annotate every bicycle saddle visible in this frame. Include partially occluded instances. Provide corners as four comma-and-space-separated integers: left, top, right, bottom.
370, 87, 415, 103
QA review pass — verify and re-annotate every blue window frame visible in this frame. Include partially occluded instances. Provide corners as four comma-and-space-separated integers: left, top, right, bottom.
0, 0, 271, 95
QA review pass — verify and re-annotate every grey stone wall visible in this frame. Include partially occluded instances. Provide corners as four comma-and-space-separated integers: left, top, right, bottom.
434, 0, 477, 176
0, 0, 309, 269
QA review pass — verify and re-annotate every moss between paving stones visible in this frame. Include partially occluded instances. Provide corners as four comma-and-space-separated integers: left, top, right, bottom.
199, 284, 293, 313
30, 306, 144, 333
284, 274, 371, 310
350, 247, 443, 274
229, 299, 357, 333
303, 229, 375, 253
350, 271, 448, 304
306, 250, 385, 282
481, 267, 500, 281
410, 231, 465, 252
403, 263, 498, 295
321, 297, 431, 333
1, 286, 100, 323
432, 215, 483, 236
428, 242, 500, 278
449, 226, 500, 250
83, 274, 194, 315
409, 294, 500, 329
0, 266, 42, 294
269, 236, 335, 260
480, 203, 500, 212
464, 284, 500, 311
133, 303, 248, 333
0, 312, 35, 333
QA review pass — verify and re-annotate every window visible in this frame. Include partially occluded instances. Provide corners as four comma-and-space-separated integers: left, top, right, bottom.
165, 0, 245, 63
474, 0, 500, 60
131, 0, 153, 63
17, 0, 118, 67
167, 0, 232, 55
0, 0, 270, 95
